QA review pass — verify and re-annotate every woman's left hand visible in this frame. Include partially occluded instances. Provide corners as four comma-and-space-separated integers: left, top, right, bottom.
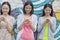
46, 18, 53, 26
3, 18, 8, 24
46, 19, 51, 24
27, 19, 32, 25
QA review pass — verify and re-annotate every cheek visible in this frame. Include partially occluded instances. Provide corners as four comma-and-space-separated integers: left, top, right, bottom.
2, 8, 9, 12
25, 8, 32, 12
45, 10, 51, 14
2, 8, 6, 11
29, 8, 32, 11
25, 8, 28, 11
7, 8, 9, 12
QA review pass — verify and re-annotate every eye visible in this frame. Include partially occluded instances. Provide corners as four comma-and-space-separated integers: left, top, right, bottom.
3, 7, 8, 10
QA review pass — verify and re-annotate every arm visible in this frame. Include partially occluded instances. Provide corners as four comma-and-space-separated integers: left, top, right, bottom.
3, 16, 16, 33
17, 15, 23, 31
38, 17, 45, 33
30, 15, 37, 32
49, 17, 56, 33
4, 19, 14, 32
6, 23, 13, 32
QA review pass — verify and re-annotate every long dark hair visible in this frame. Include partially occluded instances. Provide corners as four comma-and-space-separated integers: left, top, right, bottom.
42, 4, 53, 16
1, 2, 11, 15
23, 1, 34, 16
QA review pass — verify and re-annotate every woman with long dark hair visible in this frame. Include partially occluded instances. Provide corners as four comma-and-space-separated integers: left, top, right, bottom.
38, 4, 56, 40
16, 1, 37, 40
0, 2, 16, 40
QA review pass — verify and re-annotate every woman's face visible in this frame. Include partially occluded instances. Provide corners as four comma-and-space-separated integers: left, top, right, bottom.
2, 4, 9, 15
25, 4, 32, 14
44, 7, 51, 16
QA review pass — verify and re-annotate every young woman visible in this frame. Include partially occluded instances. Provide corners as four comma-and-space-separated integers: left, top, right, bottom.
16, 1, 37, 40
38, 4, 56, 40
0, 2, 16, 40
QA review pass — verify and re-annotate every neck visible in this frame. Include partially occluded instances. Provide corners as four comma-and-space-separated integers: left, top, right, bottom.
25, 13, 30, 16
45, 15, 51, 17
3, 13, 8, 16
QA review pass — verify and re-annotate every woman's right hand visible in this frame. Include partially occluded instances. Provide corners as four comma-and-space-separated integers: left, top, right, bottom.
42, 19, 49, 26
45, 19, 50, 23
18, 19, 30, 31
0, 17, 5, 29
0, 17, 5, 22
18, 19, 29, 31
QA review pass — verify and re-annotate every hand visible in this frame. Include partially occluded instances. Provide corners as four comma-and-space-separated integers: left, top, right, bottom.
0, 17, 5, 22
23, 19, 30, 24
0, 17, 7, 22
4, 19, 8, 23
1, 17, 8, 23
43, 18, 50, 25
46, 19, 50, 23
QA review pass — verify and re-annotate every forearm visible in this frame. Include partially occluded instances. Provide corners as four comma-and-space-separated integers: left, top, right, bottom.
18, 23, 23, 31
30, 24, 35, 31
7, 23, 13, 32
50, 22, 55, 33
41, 22, 46, 27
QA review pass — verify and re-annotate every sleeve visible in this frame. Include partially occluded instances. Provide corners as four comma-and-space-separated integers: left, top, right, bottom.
32, 15, 37, 32
17, 15, 23, 29
8, 17, 16, 28
38, 17, 44, 33
50, 17, 56, 33
12, 17, 16, 26
10, 17, 16, 26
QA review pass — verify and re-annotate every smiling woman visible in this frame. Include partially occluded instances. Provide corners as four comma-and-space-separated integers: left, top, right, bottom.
38, 4, 56, 40
0, 2, 16, 40
16, 1, 37, 40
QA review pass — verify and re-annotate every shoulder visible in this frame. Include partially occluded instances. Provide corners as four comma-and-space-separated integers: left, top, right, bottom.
31, 14, 37, 18
51, 17, 56, 20
32, 14, 37, 17
39, 17, 44, 20
9, 16, 16, 21
17, 14, 24, 18
9, 15, 14, 19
